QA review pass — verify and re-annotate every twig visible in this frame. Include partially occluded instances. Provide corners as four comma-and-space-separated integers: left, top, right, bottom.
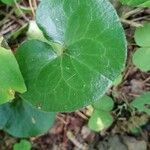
14, 0, 29, 22
122, 8, 143, 19
29, 0, 35, 18
0, 11, 25, 26
0, 8, 14, 27
132, 15, 150, 22
33, 0, 37, 10
56, 115, 67, 125
67, 131, 88, 150
120, 18, 143, 27
76, 110, 88, 120
143, 76, 150, 84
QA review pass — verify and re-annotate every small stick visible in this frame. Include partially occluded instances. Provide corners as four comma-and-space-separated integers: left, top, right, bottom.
143, 76, 150, 84
76, 110, 88, 120
29, 0, 35, 18
14, 0, 29, 22
120, 18, 143, 27
56, 115, 67, 125
122, 8, 143, 19
67, 131, 87, 150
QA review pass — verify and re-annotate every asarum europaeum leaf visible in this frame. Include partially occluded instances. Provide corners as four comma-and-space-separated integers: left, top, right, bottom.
120, 0, 150, 7
16, 0, 127, 112
0, 47, 26, 105
0, 97, 55, 138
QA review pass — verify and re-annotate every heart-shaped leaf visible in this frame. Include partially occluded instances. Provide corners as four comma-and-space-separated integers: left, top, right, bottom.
0, 47, 26, 105
0, 97, 55, 137
16, 0, 127, 112
120, 0, 150, 7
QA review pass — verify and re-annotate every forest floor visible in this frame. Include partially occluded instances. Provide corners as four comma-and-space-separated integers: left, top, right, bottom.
0, 0, 150, 150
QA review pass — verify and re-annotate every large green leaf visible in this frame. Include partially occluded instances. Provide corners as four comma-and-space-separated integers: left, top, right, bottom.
133, 23, 150, 71
131, 92, 150, 115
0, 47, 26, 105
120, 0, 150, 7
0, 97, 55, 137
16, 0, 126, 112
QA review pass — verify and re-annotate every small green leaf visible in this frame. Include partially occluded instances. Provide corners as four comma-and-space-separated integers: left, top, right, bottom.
16, 0, 126, 112
131, 92, 150, 115
88, 110, 113, 132
0, 47, 26, 105
120, 0, 150, 7
93, 96, 114, 111
133, 48, 150, 71
133, 23, 150, 71
0, 97, 55, 137
13, 140, 31, 150
134, 23, 150, 47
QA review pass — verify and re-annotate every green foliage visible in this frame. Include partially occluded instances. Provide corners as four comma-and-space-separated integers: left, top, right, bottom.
133, 23, 150, 71
120, 0, 150, 7
0, 98, 55, 137
0, 47, 26, 105
15, 0, 127, 112
131, 92, 150, 115
88, 96, 114, 132
0, 0, 127, 137
13, 140, 31, 150
0, 0, 19, 5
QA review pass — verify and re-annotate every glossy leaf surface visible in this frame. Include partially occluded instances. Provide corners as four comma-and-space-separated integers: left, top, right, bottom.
16, 0, 126, 112
0, 98, 55, 137
0, 47, 26, 105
